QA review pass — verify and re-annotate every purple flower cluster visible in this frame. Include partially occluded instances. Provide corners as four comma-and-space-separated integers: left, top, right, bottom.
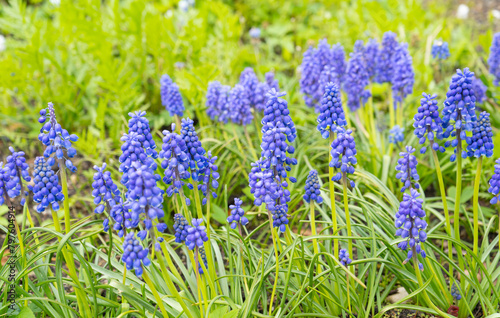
389, 125, 405, 145
375, 31, 398, 84
364, 39, 379, 80
392, 43, 414, 108
119, 132, 156, 175
173, 213, 189, 243
395, 146, 420, 192
329, 127, 357, 187
395, 189, 428, 270
92, 163, 121, 214
466, 111, 494, 158
0, 163, 18, 206
488, 32, 500, 86
413, 93, 445, 154
197, 152, 219, 205
303, 170, 323, 204
5, 147, 30, 205
488, 159, 500, 204
431, 40, 450, 60
227, 198, 248, 229
31, 157, 64, 213
185, 218, 208, 250
127, 111, 158, 158
345, 40, 371, 112
339, 248, 352, 266
206, 81, 230, 122
38, 102, 78, 172
160, 74, 184, 117
230, 84, 253, 126
122, 232, 151, 277
442, 68, 477, 162
262, 89, 297, 143
317, 83, 346, 139
473, 77, 487, 104
181, 118, 207, 180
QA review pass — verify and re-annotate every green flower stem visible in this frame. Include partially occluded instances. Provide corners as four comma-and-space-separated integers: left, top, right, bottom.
190, 248, 205, 316
309, 202, 319, 258
174, 115, 181, 132
244, 125, 259, 161
328, 133, 338, 259
141, 269, 170, 318
430, 147, 453, 284
473, 157, 483, 256
232, 124, 247, 164
191, 181, 203, 219
412, 255, 453, 318
266, 208, 280, 314
253, 113, 262, 141
346, 272, 351, 316
454, 143, 466, 311
205, 194, 219, 292
342, 173, 353, 271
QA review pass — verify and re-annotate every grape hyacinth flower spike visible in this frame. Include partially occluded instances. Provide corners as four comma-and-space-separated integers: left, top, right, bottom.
451, 282, 462, 301
431, 40, 450, 60
173, 213, 189, 243
197, 151, 219, 205
0, 164, 16, 206
227, 198, 248, 229
239, 67, 261, 110
299, 45, 321, 109
329, 127, 357, 188
389, 125, 405, 145
38, 102, 79, 172
375, 31, 398, 84
206, 81, 224, 120
185, 218, 209, 250
180, 118, 207, 181
345, 40, 371, 112
317, 82, 346, 139
229, 84, 253, 126
442, 67, 477, 162
92, 163, 121, 214
466, 111, 494, 158
395, 146, 420, 192
127, 111, 158, 158
160, 74, 184, 117
31, 157, 64, 213
395, 188, 428, 270
119, 132, 156, 175
413, 93, 445, 154
122, 232, 151, 277
391, 43, 414, 109
5, 147, 31, 205
488, 32, 500, 86
339, 248, 352, 266
303, 170, 323, 204
473, 77, 487, 104
262, 89, 297, 143
159, 124, 192, 205
489, 159, 500, 204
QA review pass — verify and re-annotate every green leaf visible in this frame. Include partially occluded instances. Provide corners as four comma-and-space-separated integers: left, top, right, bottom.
15, 307, 36, 318
222, 309, 239, 318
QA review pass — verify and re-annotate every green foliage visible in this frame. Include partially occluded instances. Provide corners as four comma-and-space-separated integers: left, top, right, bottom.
0, 0, 499, 317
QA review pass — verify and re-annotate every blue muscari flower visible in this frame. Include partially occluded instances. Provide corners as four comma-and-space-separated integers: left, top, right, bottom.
127, 111, 158, 159
197, 246, 208, 274
239, 68, 261, 109
451, 282, 462, 300
122, 232, 151, 277
92, 163, 121, 214
389, 125, 405, 144
249, 159, 291, 212
303, 170, 323, 204
442, 68, 478, 162
122, 162, 165, 231
345, 40, 371, 112
0, 164, 16, 206
217, 85, 231, 124
119, 132, 156, 175
180, 118, 207, 180
395, 188, 428, 270
272, 204, 289, 232
262, 89, 297, 143
230, 84, 253, 126
431, 40, 450, 60
466, 111, 494, 158
185, 218, 209, 250
5, 147, 31, 205
31, 157, 64, 213
265, 72, 279, 91
155, 237, 164, 252
206, 81, 224, 120
488, 32, 500, 86
197, 151, 219, 205
110, 202, 130, 237
38, 102, 78, 172
173, 213, 189, 243
413, 93, 445, 154
159, 125, 192, 205
329, 127, 357, 187
260, 122, 296, 169
249, 27, 261, 39
300, 46, 322, 109
160, 74, 184, 117
339, 248, 352, 266
375, 31, 398, 84
317, 82, 347, 139
318, 65, 336, 97
330, 43, 346, 87
473, 77, 487, 103
227, 198, 248, 229
392, 43, 414, 108
364, 39, 379, 80
316, 39, 332, 68
488, 159, 500, 204
395, 146, 420, 192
